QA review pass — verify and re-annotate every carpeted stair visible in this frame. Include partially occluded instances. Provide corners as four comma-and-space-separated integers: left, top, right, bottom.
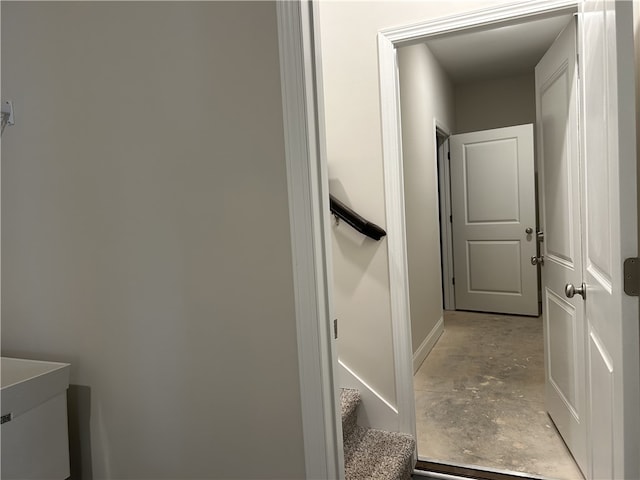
341, 388, 415, 480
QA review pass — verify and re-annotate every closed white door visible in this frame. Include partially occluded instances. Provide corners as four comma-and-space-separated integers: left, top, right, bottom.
535, 17, 588, 475
450, 125, 538, 316
579, 2, 639, 478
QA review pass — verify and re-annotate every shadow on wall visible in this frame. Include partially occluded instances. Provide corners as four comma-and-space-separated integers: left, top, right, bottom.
67, 385, 93, 480
328, 178, 388, 294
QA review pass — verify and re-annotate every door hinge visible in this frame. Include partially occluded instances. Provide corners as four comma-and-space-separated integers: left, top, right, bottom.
447, 151, 450, 160
452, 277, 455, 286
449, 215, 452, 223
624, 258, 640, 296
334, 319, 338, 339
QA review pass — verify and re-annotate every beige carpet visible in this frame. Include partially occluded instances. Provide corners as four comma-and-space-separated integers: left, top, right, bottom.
414, 310, 584, 480
341, 388, 415, 480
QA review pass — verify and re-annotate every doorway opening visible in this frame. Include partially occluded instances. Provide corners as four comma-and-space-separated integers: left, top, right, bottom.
423, 125, 570, 478
390, 3, 584, 478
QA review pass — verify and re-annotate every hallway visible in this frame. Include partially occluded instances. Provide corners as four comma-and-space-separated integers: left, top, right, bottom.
414, 311, 583, 479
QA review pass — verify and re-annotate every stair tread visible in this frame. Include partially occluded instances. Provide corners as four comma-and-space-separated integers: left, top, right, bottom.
340, 388, 361, 422
344, 426, 415, 480
340, 388, 361, 442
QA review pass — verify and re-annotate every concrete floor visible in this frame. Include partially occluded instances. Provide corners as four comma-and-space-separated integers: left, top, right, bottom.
414, 310, 584, 479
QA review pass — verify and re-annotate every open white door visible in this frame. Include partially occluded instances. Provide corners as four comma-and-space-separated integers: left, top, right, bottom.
579, 2, 639, 479
535, 17, 588, 475
537, 3, 640, 479
450, 125, 538, 316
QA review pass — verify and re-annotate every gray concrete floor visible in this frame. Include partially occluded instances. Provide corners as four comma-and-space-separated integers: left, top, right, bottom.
414, 310, 584, 479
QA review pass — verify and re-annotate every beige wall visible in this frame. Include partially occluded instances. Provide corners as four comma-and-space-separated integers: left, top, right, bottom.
455, 73, 536, 134
1, 3, 305, 478
398, 44, 455, 355
318, 0, 513, 408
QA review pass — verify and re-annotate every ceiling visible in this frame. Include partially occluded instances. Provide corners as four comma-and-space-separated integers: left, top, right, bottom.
423, 13, 575, 84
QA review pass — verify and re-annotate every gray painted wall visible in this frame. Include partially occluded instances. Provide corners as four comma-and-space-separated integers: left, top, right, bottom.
455, 73, 536, 134
1, 2, 305, 478
398, 44, 455, 355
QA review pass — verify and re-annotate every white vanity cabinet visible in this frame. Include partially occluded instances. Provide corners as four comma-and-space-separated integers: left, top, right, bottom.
1, 357, 71, 480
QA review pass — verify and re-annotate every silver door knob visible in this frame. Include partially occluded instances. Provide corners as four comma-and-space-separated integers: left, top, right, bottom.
525, 227, 533, 234
565, 283, 586, 300
531, 255, 544, 266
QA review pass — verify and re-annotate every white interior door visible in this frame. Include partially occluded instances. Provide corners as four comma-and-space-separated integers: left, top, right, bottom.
579, 2, 639, 478
535, 17, 588, 475
450, 125, 538, 316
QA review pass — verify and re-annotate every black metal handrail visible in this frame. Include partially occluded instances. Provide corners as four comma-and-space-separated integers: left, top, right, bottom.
329, 194, 386, 241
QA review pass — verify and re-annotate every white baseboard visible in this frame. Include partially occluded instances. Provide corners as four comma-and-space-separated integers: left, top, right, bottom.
413, 317, 444, 373
338, 360, 399, 432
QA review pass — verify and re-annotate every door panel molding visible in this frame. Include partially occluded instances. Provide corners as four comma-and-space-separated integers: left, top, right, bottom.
462, 138, 521, 224
545, 288, 579, 417
586, 263, 612, 293
546, 254, 576, 271
467, 240, 523, 294
588, 327, 614, 480
539, 61, 576, 266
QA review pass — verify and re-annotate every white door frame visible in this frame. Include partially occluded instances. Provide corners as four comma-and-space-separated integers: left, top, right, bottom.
277, 2, 344, 478
377, 0, 579, 445
282, 1, 590, 477
436, 128, 455, 311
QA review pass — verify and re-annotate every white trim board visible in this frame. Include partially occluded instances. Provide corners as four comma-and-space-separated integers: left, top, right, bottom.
413, 317, 444, 374
377, 0, 578, 454
339, 360, 399, 433
277, 2, 343, 479
380, 0, 579, 46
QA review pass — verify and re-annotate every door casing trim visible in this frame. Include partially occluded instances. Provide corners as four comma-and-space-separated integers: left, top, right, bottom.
277, 1, 344, 478
435, 125, 454, 311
